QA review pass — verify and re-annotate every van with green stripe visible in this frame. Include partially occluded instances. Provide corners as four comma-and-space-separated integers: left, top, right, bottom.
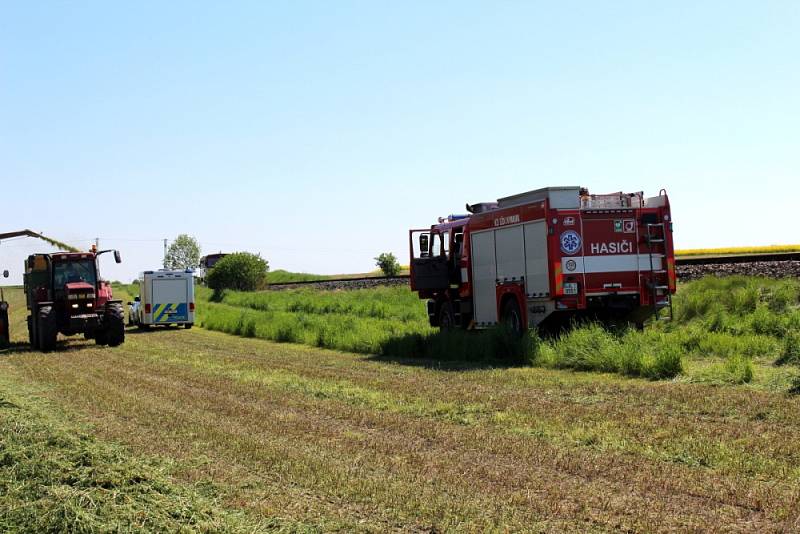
130, 270, 195, 329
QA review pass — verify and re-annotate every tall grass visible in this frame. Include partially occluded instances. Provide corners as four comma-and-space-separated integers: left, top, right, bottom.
196, 286, 432, 355
535, 325, 683, 380
195, 275, 798, 384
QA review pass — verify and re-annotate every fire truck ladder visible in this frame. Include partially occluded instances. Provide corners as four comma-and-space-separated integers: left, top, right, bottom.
645, 222, 673, 321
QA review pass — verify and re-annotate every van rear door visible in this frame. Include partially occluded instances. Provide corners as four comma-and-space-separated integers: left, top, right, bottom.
151, 278, 189, 323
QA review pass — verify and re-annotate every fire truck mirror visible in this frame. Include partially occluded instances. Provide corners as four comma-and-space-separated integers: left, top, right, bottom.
419, 234, 429, 256
114, 250, 122, 264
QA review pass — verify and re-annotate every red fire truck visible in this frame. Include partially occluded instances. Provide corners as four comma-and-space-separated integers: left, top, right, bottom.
409, 186, 675, 333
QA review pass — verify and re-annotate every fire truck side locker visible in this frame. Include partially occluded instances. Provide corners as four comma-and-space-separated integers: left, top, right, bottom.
470, 229, 497, 325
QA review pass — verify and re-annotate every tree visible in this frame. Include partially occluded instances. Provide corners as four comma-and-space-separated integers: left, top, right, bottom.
206, 252, 269, 291
164, 234, 200, 270
374, 252, 400, 277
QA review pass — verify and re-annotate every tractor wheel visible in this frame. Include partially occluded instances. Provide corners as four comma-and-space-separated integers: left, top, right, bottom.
438, 302, 455, 330
0, 307, 9, 346
37, 306, 58, 352
27, 316, 39, 349
104, 303, 125, 347
501, 298, 524, 336
95, 329, 108, 346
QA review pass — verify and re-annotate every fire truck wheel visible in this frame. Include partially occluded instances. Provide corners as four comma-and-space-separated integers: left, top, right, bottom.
37, 306, 58, 352
105, 303, 125, 347
184, 323, 193, 330
438, 302, 455, 330
501, 298, 524, 336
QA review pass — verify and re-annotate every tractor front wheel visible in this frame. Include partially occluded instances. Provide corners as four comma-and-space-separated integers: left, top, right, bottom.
104, 303, 125, 347
37, 306, 58, 352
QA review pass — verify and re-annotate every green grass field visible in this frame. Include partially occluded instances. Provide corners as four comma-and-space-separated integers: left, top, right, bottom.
2, 278, 800, 531
190, 277, 800, 389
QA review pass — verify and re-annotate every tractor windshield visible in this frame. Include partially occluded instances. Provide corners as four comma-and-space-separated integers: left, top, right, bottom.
53, 259, 97, 287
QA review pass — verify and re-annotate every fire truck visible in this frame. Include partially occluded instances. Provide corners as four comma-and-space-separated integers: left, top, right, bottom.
409, 186, 675, 333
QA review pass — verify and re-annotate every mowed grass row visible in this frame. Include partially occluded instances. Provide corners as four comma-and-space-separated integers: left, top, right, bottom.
4, 322, 800, 531
192, 276, 800, 388
0, 373, 292, 533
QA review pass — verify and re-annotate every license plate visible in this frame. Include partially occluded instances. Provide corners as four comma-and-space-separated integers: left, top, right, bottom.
563, 282, 578, 295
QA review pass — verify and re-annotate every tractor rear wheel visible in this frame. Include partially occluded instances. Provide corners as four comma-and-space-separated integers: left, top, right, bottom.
104, 303, 125, 347
37, 306, 58, 352
27, 315, 39, 349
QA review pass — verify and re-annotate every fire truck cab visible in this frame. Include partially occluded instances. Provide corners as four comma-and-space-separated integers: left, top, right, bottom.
409, 186, 676, 333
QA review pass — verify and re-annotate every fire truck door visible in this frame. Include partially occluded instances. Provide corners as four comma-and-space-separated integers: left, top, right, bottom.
470, 230, 497, 324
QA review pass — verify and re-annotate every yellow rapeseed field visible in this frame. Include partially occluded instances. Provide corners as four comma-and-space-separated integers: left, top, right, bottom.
675, 244, 800, 256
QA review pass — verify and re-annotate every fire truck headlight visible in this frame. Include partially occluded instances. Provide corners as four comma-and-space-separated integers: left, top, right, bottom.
86, 302, 93, 308
0, 302, 8, 311
71, 303, 79, 309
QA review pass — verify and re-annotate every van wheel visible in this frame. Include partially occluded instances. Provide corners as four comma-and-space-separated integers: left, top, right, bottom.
501, 298, 524, 336
438, 302, 455, 330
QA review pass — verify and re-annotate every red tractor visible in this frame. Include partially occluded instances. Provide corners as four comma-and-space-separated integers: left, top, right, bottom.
24, 248, 125, 351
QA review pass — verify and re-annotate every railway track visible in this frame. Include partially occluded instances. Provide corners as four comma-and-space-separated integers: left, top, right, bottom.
269, 252, 800, 290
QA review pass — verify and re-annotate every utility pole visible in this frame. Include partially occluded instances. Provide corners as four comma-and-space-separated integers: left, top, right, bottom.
163, 239, 168, 268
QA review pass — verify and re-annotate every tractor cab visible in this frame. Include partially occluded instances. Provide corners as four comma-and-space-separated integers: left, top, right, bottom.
24, 248, 125, 351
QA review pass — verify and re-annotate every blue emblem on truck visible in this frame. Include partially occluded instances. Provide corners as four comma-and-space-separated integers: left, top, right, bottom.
560, 230, 581, 255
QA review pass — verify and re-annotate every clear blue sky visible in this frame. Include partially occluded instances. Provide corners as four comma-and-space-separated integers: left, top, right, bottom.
1, 1, 798, 284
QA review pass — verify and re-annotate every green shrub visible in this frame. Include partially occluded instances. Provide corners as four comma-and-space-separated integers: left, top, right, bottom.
374, 252, 401, 277
207, 253, 269, 292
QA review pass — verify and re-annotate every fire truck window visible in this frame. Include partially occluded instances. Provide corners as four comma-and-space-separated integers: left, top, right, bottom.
454, 233, 463, 258
414, 232, 430, 258
431, 233, 446, 257
442, 232, 450, 255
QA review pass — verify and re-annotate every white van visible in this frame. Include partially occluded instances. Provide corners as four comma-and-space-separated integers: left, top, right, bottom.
130, 270, 195, 328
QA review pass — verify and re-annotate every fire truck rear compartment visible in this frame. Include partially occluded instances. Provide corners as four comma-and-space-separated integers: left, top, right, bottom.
471, 220, 549, 326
